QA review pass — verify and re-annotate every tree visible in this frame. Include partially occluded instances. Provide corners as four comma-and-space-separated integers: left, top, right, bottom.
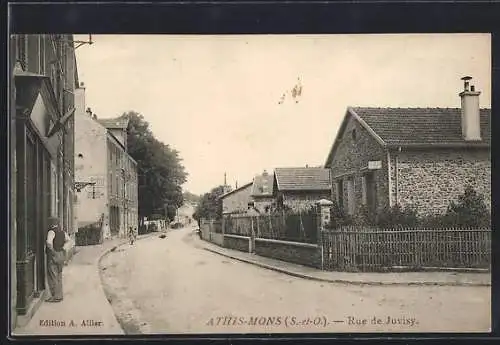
120, 111, 188, 224
183, 191, 201, 204
193, 185, 228, 224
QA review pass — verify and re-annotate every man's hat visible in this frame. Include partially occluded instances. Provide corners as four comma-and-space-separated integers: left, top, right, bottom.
48, 217, 59, 230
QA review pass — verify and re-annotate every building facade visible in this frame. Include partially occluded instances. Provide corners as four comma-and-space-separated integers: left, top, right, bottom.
251, 170, 275, 214
221, 182, 254, 215
74, 95, 139, 239
324, 78, 491, 216
10, 34, 78, 327
273, 167, 332, 213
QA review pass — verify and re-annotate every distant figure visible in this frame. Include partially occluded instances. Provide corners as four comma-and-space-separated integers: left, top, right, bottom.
46, 217, 70, 302
128, 227, 136, 245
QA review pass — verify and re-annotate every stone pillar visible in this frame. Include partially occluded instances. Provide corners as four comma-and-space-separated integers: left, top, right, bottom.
316, 199, 334, 271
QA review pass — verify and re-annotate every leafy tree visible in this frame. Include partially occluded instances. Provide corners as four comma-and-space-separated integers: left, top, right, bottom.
183, 191, 201, 204
193, 185, 228, 224
120, 111, 188, 224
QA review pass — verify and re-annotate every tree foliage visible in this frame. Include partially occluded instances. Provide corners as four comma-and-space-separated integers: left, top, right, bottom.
120, 111, 188, 221
183, 191, 201, 204
192, 185, 228, 223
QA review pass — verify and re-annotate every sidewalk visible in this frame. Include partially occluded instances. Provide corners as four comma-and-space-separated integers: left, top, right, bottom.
196, 238, 491, 287
13, 236, 133, 336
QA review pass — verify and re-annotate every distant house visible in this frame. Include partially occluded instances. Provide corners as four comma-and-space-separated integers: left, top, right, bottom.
324, 77, 491, 216
251, 170, 275, 213
74, 88, 139, 240
273, 167, 332, 213
220, 182, 254, 215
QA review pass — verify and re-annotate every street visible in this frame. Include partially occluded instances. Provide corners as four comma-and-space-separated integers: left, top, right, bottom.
99, 226, 491, 334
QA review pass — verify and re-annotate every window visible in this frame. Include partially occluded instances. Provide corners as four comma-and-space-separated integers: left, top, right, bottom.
351, 128, 357, 141
336, 180, 344, 211
364, 172, 377, 213
346, 177, 355, 215
16, 35, 27, 69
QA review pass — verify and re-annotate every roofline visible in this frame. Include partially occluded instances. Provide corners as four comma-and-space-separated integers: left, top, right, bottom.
98, 117, 130, 130
325, 106, 492, 167
219, 181, 253, 199
388, 142, 490, 150
348, 107, 387, 147
107, 130, 126, 151
273, 171, 281, 191
279, 188, 332, 192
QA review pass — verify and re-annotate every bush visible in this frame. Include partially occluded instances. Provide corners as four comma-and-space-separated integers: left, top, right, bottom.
445, 185, 490, 228
327, 186, 490, 230
375, 204, 418, 228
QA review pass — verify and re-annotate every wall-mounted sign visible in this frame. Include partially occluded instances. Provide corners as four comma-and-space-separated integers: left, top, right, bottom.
368, 160, 382, 170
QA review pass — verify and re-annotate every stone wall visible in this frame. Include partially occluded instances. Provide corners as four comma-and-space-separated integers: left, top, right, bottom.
392, 148, 491, 215
210, 232, 225, 246
283, 191, 331, 213
222, 183, 253, 215
200, 221, 211, 240
328, 113, 389, 214
255, 238, 322, 268
224, 234, 251, 252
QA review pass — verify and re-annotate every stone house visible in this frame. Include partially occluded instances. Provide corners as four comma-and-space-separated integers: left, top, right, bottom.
273, 167, 332, 213
74, 86, 138, 240
251, 170, 275, 214
220, 182, 254, 215
10, 34, 79, 328
324, 77, 491, 217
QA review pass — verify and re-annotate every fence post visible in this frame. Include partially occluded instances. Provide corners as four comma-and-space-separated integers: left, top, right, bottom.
316, 199, 334, 270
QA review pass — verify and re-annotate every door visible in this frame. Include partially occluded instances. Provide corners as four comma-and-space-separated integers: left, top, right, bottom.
25, 129, 37, 298
365, 172, 377, 213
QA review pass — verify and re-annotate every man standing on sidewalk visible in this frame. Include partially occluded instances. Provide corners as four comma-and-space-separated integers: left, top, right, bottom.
46, 217, 70, 303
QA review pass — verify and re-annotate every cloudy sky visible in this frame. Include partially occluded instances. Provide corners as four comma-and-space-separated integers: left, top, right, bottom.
74, 34, 491, 195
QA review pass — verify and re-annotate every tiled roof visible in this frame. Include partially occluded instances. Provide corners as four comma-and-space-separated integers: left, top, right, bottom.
97, 117, 129, 129
351, 107, 491, 146
275, 167, 331, 191
252, 172, 274, 197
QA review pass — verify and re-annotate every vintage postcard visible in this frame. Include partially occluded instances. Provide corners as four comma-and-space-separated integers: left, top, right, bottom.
9, 33, 491, 336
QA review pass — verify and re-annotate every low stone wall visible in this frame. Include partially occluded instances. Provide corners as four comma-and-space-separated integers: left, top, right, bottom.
255, 238, 321, 268
224, 234, 251, 253
210, 232, 224, 246
200, 222, 211, 240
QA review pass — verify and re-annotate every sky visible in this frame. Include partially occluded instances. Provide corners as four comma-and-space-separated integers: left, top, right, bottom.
74, 34, 491, 195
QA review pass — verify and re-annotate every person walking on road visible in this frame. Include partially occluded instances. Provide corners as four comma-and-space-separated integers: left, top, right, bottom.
45, 217, 70, 303
129, 226, 136, 245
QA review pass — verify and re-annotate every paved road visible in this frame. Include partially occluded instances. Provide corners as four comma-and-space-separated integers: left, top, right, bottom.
99, 226, 490, 334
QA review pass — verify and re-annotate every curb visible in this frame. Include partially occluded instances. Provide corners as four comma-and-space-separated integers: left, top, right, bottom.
97, 231, 163, 335
202, 247, 491, 287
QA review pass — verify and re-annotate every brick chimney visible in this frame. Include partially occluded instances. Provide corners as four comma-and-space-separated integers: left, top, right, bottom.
459, 76, 482, 141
